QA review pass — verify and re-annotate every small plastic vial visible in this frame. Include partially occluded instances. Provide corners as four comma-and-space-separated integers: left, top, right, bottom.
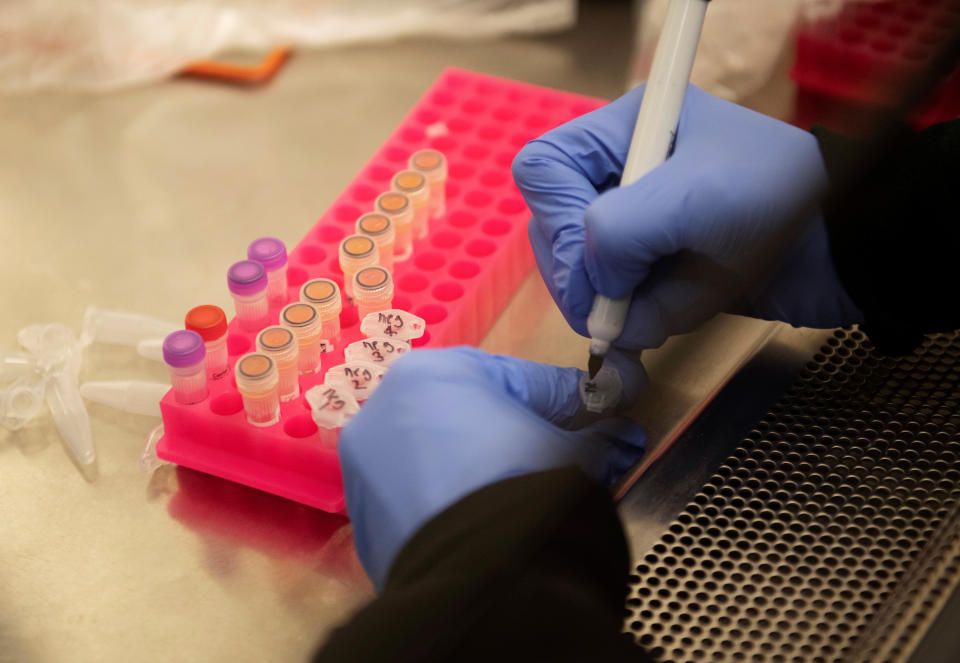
353, 266, 394, 321
256, 326, 300, 402
247, 237, 289, 305
162, 330, 208, 405
184, 305, 229, 380
409, 150, 448, 221
279, 302, 324, 375
375, 191, 414, 262
338, 234, 379, 301
235, 353, 280, 427
300, 278, 342, 350
356, 212, 395, 273
392, 170, 431, 240
227, 260, 270, 331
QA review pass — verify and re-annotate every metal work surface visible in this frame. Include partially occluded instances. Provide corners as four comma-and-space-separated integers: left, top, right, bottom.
622, 329, 960, 663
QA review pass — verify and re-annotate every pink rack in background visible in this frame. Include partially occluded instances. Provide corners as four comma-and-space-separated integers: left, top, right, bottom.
791, 0, 960, 130
156, 68, 606, 512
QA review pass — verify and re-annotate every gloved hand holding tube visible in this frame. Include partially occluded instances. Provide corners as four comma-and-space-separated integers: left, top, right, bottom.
338, 347, 647, 590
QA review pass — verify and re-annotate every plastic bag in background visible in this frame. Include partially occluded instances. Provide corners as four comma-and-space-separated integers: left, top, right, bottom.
631, 0, 801, 101
0, 0, 575, 92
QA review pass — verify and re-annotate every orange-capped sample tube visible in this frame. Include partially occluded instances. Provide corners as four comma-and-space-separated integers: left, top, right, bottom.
300, 278, 342, 351
409, 150, 447, 221
339, 234, 379, 300
392, 170, 430, 240
279, 302, 323, 375
353, 266, 394, 321
375, 191, 414, 262
256, 326, 299, 402
235, 353, 280, 427
356, 213, 395, 273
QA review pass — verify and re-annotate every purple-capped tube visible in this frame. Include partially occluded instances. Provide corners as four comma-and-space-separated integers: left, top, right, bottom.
247, 237, 288, 304
228, 260, 270, 331
162, 330, 208, 405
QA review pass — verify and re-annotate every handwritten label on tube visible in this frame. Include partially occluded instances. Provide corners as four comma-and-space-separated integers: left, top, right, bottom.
360, 309, 426, 342
305, 384, 360, 429
325, 360, 386, 402
344, 337, 411, 367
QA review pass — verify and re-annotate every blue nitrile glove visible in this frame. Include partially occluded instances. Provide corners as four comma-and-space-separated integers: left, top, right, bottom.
338, 347, 647, 590
513, 84, 865, 350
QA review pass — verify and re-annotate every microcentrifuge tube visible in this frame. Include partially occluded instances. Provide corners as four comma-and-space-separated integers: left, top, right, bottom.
304, 384, 360, 430
227, 260, 270, 331
356, 212, 395, 273
185, 305, 229, 380
256, 326, 299, 402
338, 235, 379, 301
162, 330, 208, 405
409, 150, 447, 221
80, 380, 169, 417
279, 302, 323, 375
81, 306, 179, 347
353, 267, 394, 322
359, 308, 427, 342
247, 237, 289, 305
136, 338, 164, 362
46, 372, 95, 467
374, 191, 414, 262
1, 376, 45, 430
578, 365, 623, 414
391, 170, 431, 240
325, 360, 385, 402
300, 278, 341, 351
344, 337, 410, 367
234, 353, 280, 427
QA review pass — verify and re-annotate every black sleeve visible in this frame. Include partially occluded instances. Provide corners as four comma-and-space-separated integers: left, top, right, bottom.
312, 467, 651, 663
813, 119, 960, 355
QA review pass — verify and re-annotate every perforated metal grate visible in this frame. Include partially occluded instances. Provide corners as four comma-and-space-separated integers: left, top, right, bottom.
625, 329, 960, 663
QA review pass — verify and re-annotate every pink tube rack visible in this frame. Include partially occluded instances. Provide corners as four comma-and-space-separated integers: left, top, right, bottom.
156, 68, 605, 512
791, 0, 960, 128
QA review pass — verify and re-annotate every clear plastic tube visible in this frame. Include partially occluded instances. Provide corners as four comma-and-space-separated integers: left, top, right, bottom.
392, 170, 431, 239
163, 330, 208, 405
80, 380, 169, 417
375, 191, 414, 262
279, 302, 323, 375
353, 267, 394, 321
46, 373, 95, 466
300, 279, 342, 351
338, 235, 379, 300
185, 305, 230, 380
410, 149, 448, 221
356, 213, 395, 273
204, 336, 229, 381
231, 290, 269, 331
168, 364, 207, 404
248, 238, 289, 305
235, 353, 280, 427
256, 326, 300, 402
81, 306, 179, 347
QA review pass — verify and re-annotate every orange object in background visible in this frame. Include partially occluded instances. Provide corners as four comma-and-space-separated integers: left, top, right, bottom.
180, 47, 291, 84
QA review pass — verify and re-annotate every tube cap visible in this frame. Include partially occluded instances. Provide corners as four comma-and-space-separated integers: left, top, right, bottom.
163, 330, 206, 368
185, 305, 228, 342
247, 237, 288, 271
301, 278, 339, 305
227, 260, 267, 296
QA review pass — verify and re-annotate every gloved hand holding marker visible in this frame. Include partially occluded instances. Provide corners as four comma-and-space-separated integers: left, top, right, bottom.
513, 0, 864, 362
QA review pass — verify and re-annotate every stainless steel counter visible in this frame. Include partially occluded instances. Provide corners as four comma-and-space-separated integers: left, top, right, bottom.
0, 4, 814, 661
